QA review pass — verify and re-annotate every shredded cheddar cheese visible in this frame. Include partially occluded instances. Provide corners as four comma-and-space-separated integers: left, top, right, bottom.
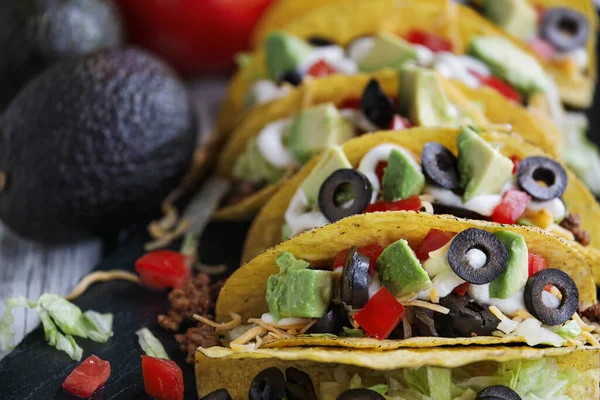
402, 300, 450, 315
65, 270, 140, 300
193, 313, 241, 331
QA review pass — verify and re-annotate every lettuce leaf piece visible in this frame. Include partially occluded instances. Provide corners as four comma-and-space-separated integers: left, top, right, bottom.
136, 328, 169, 359
342, 327, 365, 337
403, 367, 429, 394
0, 297, 37, 350
37, 305, 83, 361
368, 384, 389, 395
427, 367, 451, 400
83, 311, 114, 343
555, 320, 582, 339
38, 294, 87, 337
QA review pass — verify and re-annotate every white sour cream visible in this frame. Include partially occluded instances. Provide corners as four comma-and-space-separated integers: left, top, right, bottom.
554, 47, 588, 69
284, 190, 330, 236
303, 45, 359, 75
248, 80, 290, 105
433, 52, 481, 88
256, 119, 297, 168
368, 274, 382, 299
466, 248, 487, 269
347, 37, 376, 64
261, 313, 312, 326
468, 284, 526, 317
527, 198, 566, 221
424, 185, 502, 216
340, 109, 380, 132
541, 290, 561, 309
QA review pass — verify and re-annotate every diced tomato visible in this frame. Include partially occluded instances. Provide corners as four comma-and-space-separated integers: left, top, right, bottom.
471, 70, 522, 103
528, 252, 548, 277
528, 37, 556, 61
142, 356, 184, 400
509, 155, 521, 174
353, 287, 404, 339
405, 29, 453, 52
415, 229, 457, 262
388, 114, 412, 130
333, 244, 384, 274
375, 161, 388, 185
491, 189, 531, 225
62, 355, 111, 398
339, 98, 362, 110
135, 250, 191, 290
307, 59, 337, 77
364, 196, 422, 214
453, 282, 470, 296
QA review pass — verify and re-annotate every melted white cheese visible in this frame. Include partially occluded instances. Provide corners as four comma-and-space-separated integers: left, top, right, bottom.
256, 119, 297, 168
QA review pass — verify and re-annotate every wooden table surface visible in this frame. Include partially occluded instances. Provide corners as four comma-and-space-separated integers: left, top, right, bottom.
0, 78, 228, 359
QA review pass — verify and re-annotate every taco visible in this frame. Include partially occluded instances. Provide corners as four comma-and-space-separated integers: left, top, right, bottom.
213, 212, 598, 352
196, 346, 600, 399
214, 69, 558, 221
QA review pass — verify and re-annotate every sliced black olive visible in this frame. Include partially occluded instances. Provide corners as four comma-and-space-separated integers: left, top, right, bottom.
540, 8, 589, 52
414, 308, 438, 337
448, 228, 508, 285
421, 142, 461, 189
517, 156, 567, 201
438, 293, 499, 337
476, 385, 521, 400
200, 389, 232, 400
340, 247, 370, 309
432, 203, 489, 221
337, 388, 386, 400
306, 303, 350, 335
249, 367, 286, 400
524, 268, 579, 326
308, 36, 335, 47
278, 70, 303, 86
318, 169, 372, 222
360, 79, 395, 129
285, 368, 317, 400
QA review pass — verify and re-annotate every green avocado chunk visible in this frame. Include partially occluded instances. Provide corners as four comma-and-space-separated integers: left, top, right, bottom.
377, 239, 432, 297
299, 146, 352, 207
232, 137, 285, 184
287, 103, 355, 165
265, 32, 313, 80
358, 32, 417, 72
468, 36, 549, 96
382, 148, 425, 201
489, 230, 528, 299
482, 0, 537, 41
457, 126, 513, 202
266, 252, 333, 320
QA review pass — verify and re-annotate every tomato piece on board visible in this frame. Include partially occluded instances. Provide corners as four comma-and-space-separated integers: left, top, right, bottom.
62, 355, 111, 398
142, 356, 184, 400
528, 252, 548, 277
364, 196, 422, 214
307, 59, 337, 77
333, 244, 384, 274
405, 29, 453, 52
135, 250, 191, 290
491, 189, 531, 225
415, 229, 457, 262
353, 287, 405, 339
509, 155, 521, 174
453, 282, 470, 296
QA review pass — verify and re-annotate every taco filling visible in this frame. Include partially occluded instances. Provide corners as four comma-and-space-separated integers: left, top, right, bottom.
282, 126, 589, 245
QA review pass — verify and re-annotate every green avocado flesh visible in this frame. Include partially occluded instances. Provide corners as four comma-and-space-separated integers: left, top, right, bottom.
489, 230, 528, 299
299, 146, 352, 207
482, 0, 537, 41
358, 32, 417, 72
265, 32, 312, 80
377, 239, 432, 297
382, 148, 425, 201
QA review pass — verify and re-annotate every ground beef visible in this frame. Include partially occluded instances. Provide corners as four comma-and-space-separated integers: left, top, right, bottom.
157, 273, 222, 363
221, 180, 264, 207
560, 213, 590, 246
581, 303, 600, 323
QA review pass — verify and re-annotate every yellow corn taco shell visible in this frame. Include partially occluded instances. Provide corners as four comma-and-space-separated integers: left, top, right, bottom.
197, 345, 600, 399
241, 128, 600, 274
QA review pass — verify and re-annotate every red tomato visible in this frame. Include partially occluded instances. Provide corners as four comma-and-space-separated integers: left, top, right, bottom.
389, 115, 412, 130
114, 0, 274, 74
135, 251, 191, 290
142, 356, 184, 400
453, 282, 470, 296
333, 244, 384, 274
307, 59, 336, 77
528, 252, 548, 277
62, 355, 111, 398
353, 287, 405, 339
375, 161, 388, 185
415, 229, 457, 262
339, 98, 361, 110
509, 155, 521, 174
405, 29, 453, 52
491, 189, 531, 225
528, 37, 556, 61
471, 70, 522, 103
363, 196, 422, 213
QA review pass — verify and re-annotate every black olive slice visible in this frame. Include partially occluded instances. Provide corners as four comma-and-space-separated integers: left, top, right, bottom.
517, 156, 567, 200
307, 36, 335, 47
360, 79, 395, 129
438, 293, 499, 337
414, 308, 438, 337
249, 367, 286, 400
337, 388, 386, 400
524, 268, 579, 326
432, 203, 489, 221
421, 142, 461, 189
278, 70, 303, 86
448, 228, 508, 285
306, 303, 350, 335
318, 169, 372, 222
340, 247, 370, 308
476, 385, 521, 400
200, 389, 232, 400
540, 8, 589, 52
285, 367, 317, 400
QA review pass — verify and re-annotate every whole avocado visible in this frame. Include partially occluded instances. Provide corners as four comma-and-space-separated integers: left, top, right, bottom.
0, 0, 123, 108
0, 48, 197, 244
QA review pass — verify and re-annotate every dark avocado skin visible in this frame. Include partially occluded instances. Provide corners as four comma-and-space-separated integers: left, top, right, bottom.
0, 48, 198, 244
0, 0, 123, 108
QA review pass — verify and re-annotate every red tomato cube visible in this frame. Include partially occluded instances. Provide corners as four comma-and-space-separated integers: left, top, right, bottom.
415, 229, 457, 262
528, 252, 548, 277
491, 189, 531, 225
353, 287, 405, 339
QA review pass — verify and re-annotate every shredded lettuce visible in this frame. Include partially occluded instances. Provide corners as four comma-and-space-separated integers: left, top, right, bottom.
555, 320, 582, 339
342, 327, 365, 337
136, 328, 169, 359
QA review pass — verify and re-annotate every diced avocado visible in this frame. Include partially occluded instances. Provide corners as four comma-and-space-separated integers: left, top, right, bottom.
489, 230, 528, 299
266, 252, 333, 320
265, 32, 313, 80
232, 137, 285, 183
468, 36, 549, 96
457, 126, 513, 202
377, 239, 432, 297
358, 32, 417, 72
482, 0, 537, 41
398, 65, 457, 126
299, 146, 352, 207
287, 103, 355, 164
382, 148, 425, 201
